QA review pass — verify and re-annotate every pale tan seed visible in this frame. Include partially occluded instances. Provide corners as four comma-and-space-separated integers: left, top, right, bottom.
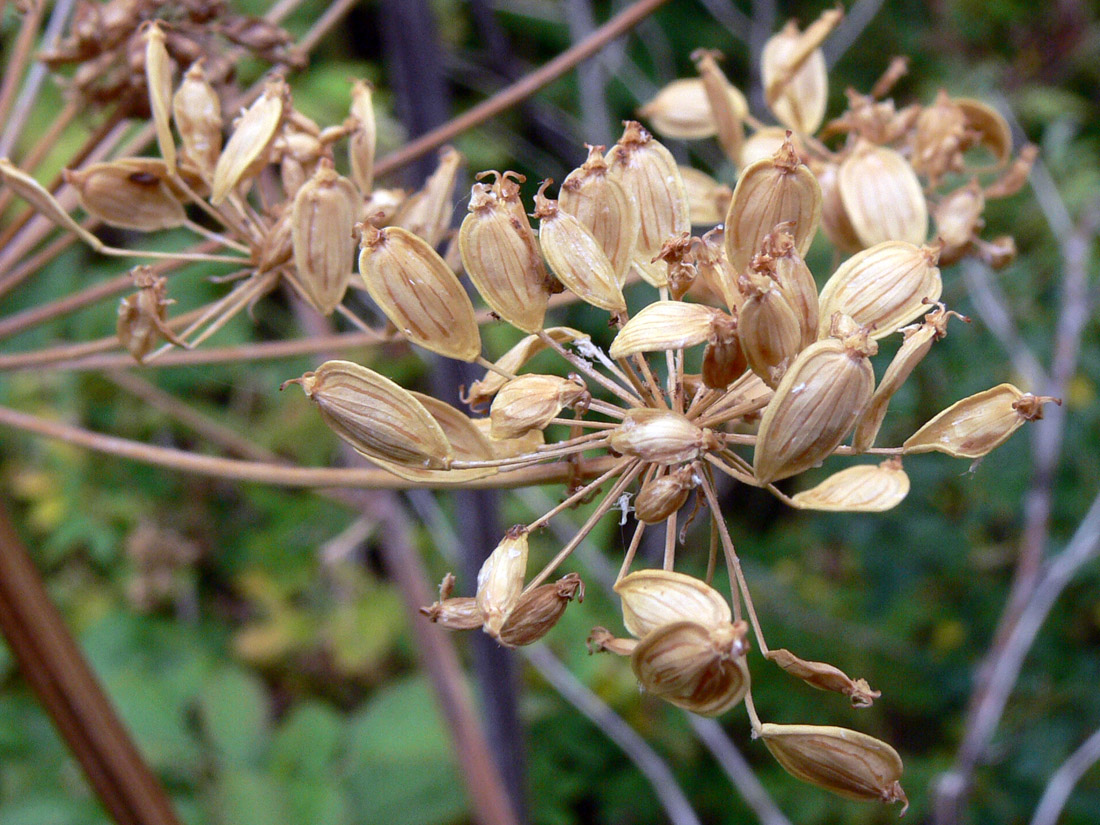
614, 569, 731, 639
737, 270, 803, 388
817, 241, 942, 340
634, 467, 696, 524
637, 77, 747, 140
935, 179, 985, 265
286, 360, 454, 471
489, 374, 587, 440
838, 142, 927, 248
692, 50, 744, 164
724, 136, 822, 274
759, 723, 907, 811
143, 22, 176, 170
395, 146, 462, 247
609, 408, 718, 466
211, 77, 288, 204
560, 145, 640, 282
903, 384, 1060, 459
498, 572, 584, 647
64, 159, 186, 231
420, 596, 483, 630
474, 420, 546, 459
461, 327, 585, 409
0, 158, 103, 244
765, 649, 881, 708
359, 225, 481, 362
790, 458, 910, 512
753, 333, 876, 484
348, 79, 376, 194
476, 526, 530, 636
757, 225, 819, 349
679, 166, 733, 226
692, 227, 742, 312
608, 301, 721, 359
172, 61, 222, 182
291, 160, 359, 316
410, 392, 495, 462
814, 160, 863, 254
702, 312, 748, 389
762, 17, 832, 135
739, 127, 794, 168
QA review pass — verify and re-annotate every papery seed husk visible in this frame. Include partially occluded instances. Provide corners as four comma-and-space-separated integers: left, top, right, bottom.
740, 127, 795, 168
420, 596, 483, 630
609, 408, 717, 465
838, 143, 927, 248
349, 79, 376, 194
410, 392, 495, 462
638, 77, 747, 140
903, 384, 1058, 459
762, 20, 830, 135
634, 467, 696, 524
911, 90, 969, 185
759, 723, 907, 810
609, 301, 721, 359
757, 226, 819, 349
737, 271, 803, 388
724, 137, 822, 274
65, 159, 186, 231
692, 227, 742, 312
814, 160, 863, 254
498, 572, 584, 647
289, 360, 454, 472
477, 526, 530, 636
489, 374, 587, 440
955, 97, 1013, 164
117, 267, 187, 362
935, 179, 985, 265
679, 166, 732, 226
172, 61, 222, 182
693, 50, 744, 165
359, 225, 481, 362
291, 161, 359, 315
460, 173, 551, 333
144, 22, 176, 170
276, 122, 324, 199
479, 423, 545, 459
630, 620, 750, 716
211, 77, 287, 204
607, 121, 690, 288
461, 327, 585, 409
791, 459, 910, 512
0, 158, 103, 244
395, 146, 462, 247
754, 334, 876, 484
535, 182, 626, 313
560, 146, 640, 283
765, 649, 881, 708
702, 312, 748, 389
614, 569, 731, 639
817, 241, 942, 340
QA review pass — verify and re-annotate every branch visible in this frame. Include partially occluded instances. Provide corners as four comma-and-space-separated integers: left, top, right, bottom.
1029, 725, 1100, 825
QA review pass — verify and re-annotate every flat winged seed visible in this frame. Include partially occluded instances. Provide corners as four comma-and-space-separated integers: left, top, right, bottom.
759, 723, 907, 811
287, 360, 454, 471
498, 573, 584, 647
489, 374, 587, 440
838, 143, 928, 248
348, 80, 376, 194
560, 146, 640, 282
608, 408, 717, 465
461, 327, 584, 409
211, 78, 287, 204
702, 313, 748, 389
172, 62, 223, 181
143, 22, 176, 170
395, 147, 462, 247
791, 459, 910, 512
609, 301, 720, 358
903, 384, 1060, 459
680, 166, 732, 226
761, 19, 830, 135
359, 225, 481, 362
64, 159, 186, 231
0, 158, 103, 243
410, 392, 495, 462
476, 526, 530, 636
760, 226, 819, 348
460, 173, 550, 333
291, 161, 359, 315
817, 241, 942, 339
637, 78, 746, 140
614, 569, 731, 639
724, 136, 822, 274
606, 121, 690, 287
535, 181, 625, 313
754, 334, 876, 484
765, 649, 881, 708
737, 270, 803, 387
631, 620, 750, 716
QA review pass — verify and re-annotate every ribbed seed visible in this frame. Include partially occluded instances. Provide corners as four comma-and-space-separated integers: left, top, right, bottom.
756, 225, 819, 348
765, 649, 881, 707
838, 142, 927, 247
638, 77, 746, 140
790, 458, 910, 512
395, 146, 462, 247
679, 166, 732, 226
814, 160, 863, 253
65, 159, 186, 231
608, 408, 717, 465
291, 160, 358, 315
461, 326, 585, 409
410, 392, 495, 462
348, 80, 376, 194
143, 22, 176, 170
761, 15, 833, 135
211, 77, 287, 204
702, 312, 748, 389
172, 61, 222, 182
609, 300, 721, 359
634, 467, 696, 523
489, 374, 587, 439
737, 270, 803, 387
614, 569, 731, 639
476, 526, 530, 636
692, 50, 744, 164
498, 573, 584, 647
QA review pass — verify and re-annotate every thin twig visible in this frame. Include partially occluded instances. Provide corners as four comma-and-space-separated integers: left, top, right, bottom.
1029, 725, 1100, 825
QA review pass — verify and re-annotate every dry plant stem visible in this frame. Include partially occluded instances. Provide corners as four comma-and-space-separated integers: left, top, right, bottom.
526, 458, 633, 532
0, 99, 80, 213
538, 331, 643, 407
0, 501, 183, 825
0, 0, 45, 134
663, 509, 677, 570
372, 0, 673, 178
1029, 725, 1100, 825
618, 518, 648, 582
0, 403, 620, 490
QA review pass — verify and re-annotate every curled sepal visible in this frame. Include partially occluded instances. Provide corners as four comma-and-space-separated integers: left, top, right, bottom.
903, 384, 1060, 459
420, 574, 482, 630
211, 78, 287, 204
759, 723, 908, 812
291, 160, 359, 315
614, 569, 731, 639
838, 143, 927, 248
476, 526, 530, 637
497, 573, 584, 647
766, 649, 880, 708
359, 225, 481, 362
285, 360, 454, 471
791, 459, 910, 513
489, 374, 588, 440
65, 159, 186, 231
608, 301, 722, 359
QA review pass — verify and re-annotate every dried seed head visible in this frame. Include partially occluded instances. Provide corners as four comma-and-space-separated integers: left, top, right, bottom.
634, 467, 697, 524
791, 458, 910, 512
560, 145, 640, 283
359, 225, 482, 362
817, 241, 942, 339
761, 15, 834, 135
395, 146, 463, 247
497, 572, 584, 647
476, 526, 530, 636
631, 620, 750, 716
535, 180, 626, 313
759, 723, 907, 811
460, 171, 551, 333
692, 50, 745, 164
934, 179, 985, 265
291, 160, 359, 315
143, 22, 176, 170
614, 569, 731, 639
211, 76, 288, 204
702, 311, 748, 389
838, 142, 928, 248
606, 121, 690, 287
609, 408, 718, 466
903, 384, 1060, 459
116, 266, 187, 362
172, 61, 222, 182
724, 136, 822, 274
638, 77, 747, 140
737, 269, 803, 388
65, 159, 186, 231
348, 79, 376, 194
911, 90, 969, 185
461, 327, 584, 409
286, 360, 455, 471
765, 649, 881, 708
608, 300, 721, 359
679, 166, 733, 226
489, 374, 588, 440
753, 333, 876, 484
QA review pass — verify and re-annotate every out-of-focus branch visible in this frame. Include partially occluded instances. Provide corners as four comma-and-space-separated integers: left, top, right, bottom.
1029, 725, 1100, 825
823, 0, 887, 67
